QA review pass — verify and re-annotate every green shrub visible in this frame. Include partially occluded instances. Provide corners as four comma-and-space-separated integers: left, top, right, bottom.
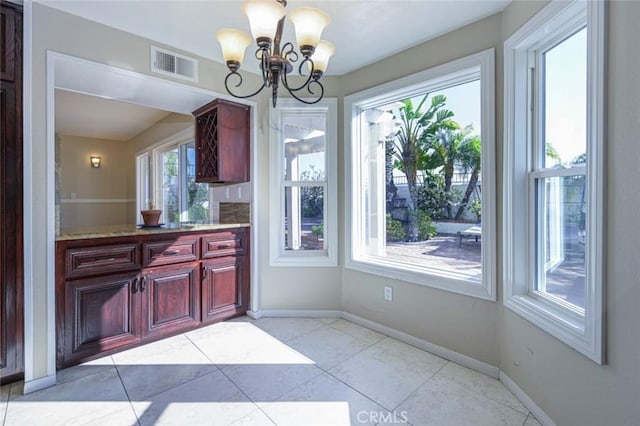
386, 214, 406, 242
311, 224, 324, 240
470, 200, 481, 222
417, 210, 437, 240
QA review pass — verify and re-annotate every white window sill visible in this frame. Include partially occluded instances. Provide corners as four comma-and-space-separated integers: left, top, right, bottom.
270, 251, 337, 267
346, 256, 494, 301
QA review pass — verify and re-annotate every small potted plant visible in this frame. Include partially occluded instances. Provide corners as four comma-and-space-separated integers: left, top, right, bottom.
140, 202, 162, 226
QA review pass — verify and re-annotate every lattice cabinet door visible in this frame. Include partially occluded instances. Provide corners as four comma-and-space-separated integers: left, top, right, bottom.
193, 99, 250, 184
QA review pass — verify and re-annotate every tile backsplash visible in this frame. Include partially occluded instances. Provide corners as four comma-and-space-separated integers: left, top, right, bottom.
219, 202, 251, 224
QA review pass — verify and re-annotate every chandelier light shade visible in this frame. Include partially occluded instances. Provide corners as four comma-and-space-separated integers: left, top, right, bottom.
216, 29, 252, 70
217, 0, 334, 108
287, 7, 330, 57
309, 40, 336, 77
241, 0, 285, 45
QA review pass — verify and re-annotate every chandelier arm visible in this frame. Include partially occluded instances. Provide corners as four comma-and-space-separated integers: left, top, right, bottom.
281, 42, 298, 64
282, 78, 325, 105
224, 72, 268, 99
280, 57, 315, 93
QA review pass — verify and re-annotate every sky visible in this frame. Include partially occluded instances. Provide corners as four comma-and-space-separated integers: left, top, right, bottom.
544, 27, 587, 165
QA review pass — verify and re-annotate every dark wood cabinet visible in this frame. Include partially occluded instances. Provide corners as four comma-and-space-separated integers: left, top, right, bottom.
62, 273, 140, 365
201, 255, 249, 324
56, 227, 249, 368
140, 262, 200, 339
193, 99, 250, 184
0, 1, 23, 383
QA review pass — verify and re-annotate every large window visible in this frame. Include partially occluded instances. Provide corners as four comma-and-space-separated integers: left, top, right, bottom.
345, 50, 496, 300
137, 129, 210, 224
504, 0, 605, 363
270, 98, 337, 266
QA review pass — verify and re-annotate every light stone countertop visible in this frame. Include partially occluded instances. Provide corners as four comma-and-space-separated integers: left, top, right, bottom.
56, 223, 251, 241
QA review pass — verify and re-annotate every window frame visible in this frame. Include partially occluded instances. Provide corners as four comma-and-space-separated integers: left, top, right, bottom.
344, 49, 496, 301
269, 98, 338, 267
136, 127, 212, 224
503, 0, 606, 363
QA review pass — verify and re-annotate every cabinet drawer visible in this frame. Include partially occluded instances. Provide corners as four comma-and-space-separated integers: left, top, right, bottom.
201, 230, 247, 258
143, 237, 199, 267
66, 244, 140, 278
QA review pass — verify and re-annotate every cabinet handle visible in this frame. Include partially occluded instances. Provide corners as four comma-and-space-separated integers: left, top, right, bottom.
132, 277, 138, 293
217, 244, 231, 249
94, 257, 117, 263
163, 250, 180, 256
140, 276, 147, 291
202, 267, 208, 279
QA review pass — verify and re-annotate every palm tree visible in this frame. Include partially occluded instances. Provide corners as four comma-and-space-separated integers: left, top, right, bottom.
391, 94, 455, 241
454, 130, 481, 221
427, 126, 475, 219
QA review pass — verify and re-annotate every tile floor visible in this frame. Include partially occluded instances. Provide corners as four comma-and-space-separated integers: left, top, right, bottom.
0, 317, 543, 426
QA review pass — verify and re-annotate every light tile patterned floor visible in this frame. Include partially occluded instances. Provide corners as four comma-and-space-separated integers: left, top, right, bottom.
0, 317, 542, 426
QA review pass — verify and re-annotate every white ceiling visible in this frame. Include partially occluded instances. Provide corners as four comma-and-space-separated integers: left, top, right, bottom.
40, 0, 511, 76
55, 90, 173, 140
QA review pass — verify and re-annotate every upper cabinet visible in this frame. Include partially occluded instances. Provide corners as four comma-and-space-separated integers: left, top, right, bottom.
193, 99, 250, 184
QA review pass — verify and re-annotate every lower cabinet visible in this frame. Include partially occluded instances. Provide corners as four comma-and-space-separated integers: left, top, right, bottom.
62, 272, 140, 366
56, 227, 250, 368
141, 262, 200, 339
201, 255, 249, 323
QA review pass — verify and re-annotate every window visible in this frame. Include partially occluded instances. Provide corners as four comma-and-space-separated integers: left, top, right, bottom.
270, 98, 338, 266
504, 0, 605, 363
137, 129, 211, 224
345, 50, 496, 300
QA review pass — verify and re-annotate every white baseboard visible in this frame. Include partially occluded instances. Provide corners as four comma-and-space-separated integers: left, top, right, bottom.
246, 310, 262, 319
342, 312, 500, 379
500, 371, 555, 426
254, 309, 342, 319
22, 374, 57, 394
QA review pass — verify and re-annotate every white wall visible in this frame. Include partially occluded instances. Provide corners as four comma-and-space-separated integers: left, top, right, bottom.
58, 135, 134, 228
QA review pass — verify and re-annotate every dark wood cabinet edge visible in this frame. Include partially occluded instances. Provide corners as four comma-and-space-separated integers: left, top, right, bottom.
0, 0, 23, 384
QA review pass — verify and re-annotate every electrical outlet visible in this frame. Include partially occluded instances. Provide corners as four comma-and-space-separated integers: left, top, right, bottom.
384, 286, 393, 302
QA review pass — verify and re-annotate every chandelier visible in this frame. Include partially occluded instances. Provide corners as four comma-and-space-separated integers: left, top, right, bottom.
216, 0, 335, 108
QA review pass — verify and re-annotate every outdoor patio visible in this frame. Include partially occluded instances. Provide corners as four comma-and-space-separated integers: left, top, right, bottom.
386, 235, 482, 277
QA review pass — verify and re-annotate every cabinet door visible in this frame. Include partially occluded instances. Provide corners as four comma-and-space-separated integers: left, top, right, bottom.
141, 262, 200, 339
201, 256, 249, 323
62, 273, 140, 367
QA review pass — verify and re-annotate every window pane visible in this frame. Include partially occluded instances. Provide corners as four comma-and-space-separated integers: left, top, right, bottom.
185, 143, 209, 223
284, 185, 325, 251
543, 28, 587, 167
357, 80, 483, 279
535, 175, 586, 308
283, 115, 326, 182
162, 148, 180, 223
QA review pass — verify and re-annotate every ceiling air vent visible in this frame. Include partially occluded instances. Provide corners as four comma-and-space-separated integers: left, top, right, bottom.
151, 46, 198, 83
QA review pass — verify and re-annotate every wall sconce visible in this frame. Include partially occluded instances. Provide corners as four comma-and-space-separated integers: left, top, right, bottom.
90, 156, 101, 168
